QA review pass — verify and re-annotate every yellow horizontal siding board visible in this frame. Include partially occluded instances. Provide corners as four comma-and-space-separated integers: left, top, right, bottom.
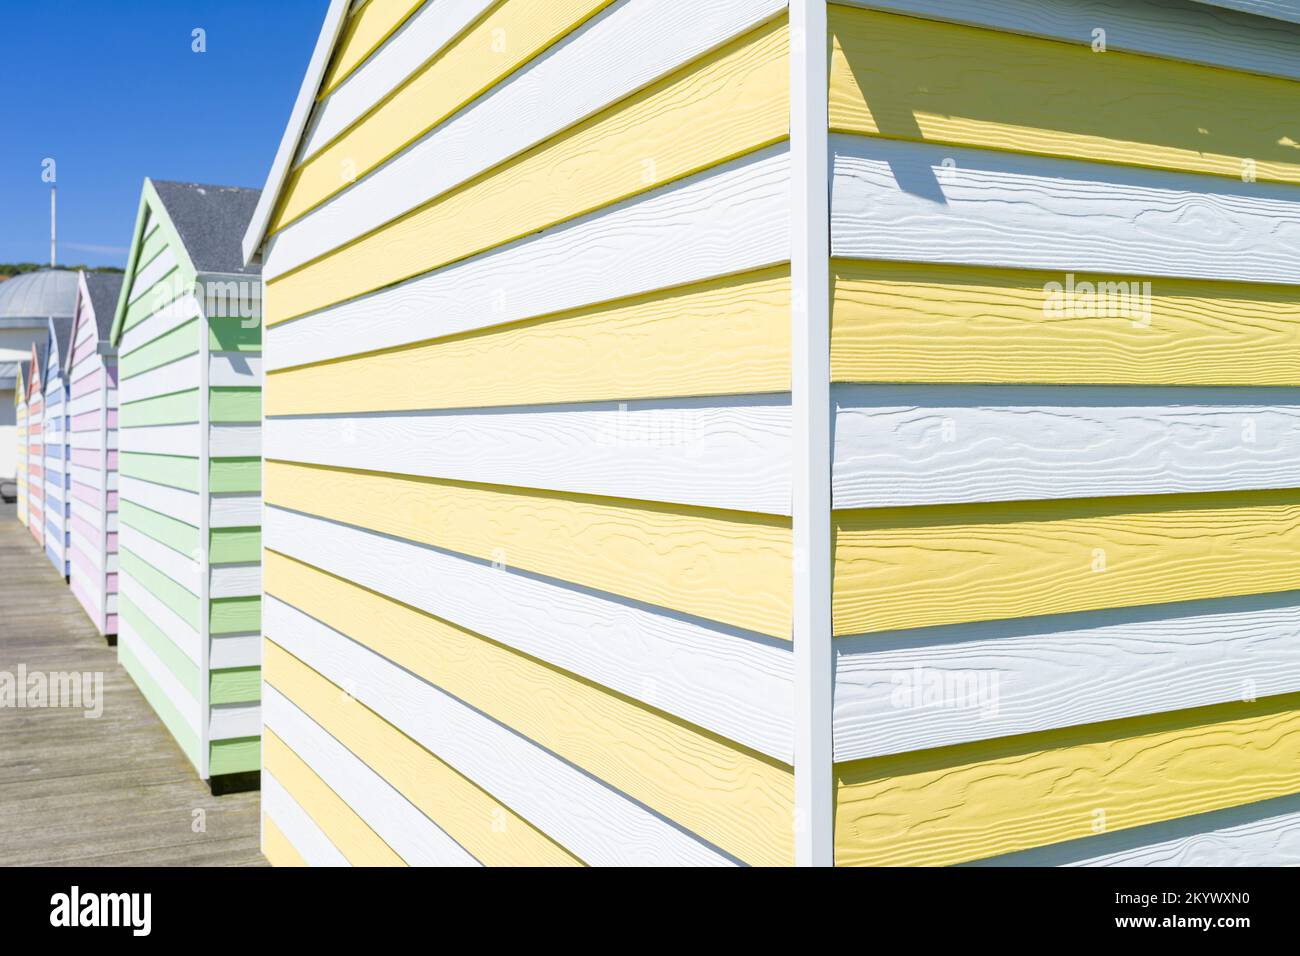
266, 551, 794, 866
318, 0, 428, 98
831, 259, 1300, 385
267, 268, 791, 412
835, 693, 1300, 866
834, 489, 1300, 636
262, 814, 307, 867
264, 728, 406, 867
265, 461, 792, 638
263, 637, 581, 867
266, 19, 790, 325
829, 5, 1300, 185
275, 0, 617, 230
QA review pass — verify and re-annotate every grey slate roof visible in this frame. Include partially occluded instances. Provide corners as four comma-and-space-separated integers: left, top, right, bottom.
0, 270, 78, 319
151, 180, 263, 276
84, 272, 125, 341
50, 315, 75, 372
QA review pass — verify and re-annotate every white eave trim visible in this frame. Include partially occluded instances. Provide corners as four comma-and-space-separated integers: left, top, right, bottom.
241, 0, 352, 266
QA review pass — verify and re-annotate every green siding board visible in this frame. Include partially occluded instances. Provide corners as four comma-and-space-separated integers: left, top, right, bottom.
120, 594, 200, 695
211, 458, 261, 493
209, 736, 260, 776
119, 639, 201, 768
211, 527, 261, 564
119, 452, 200, 492
211, 595, 260, 635
120, 500, 200, 557
209, 316, 261, 352
119, 547, 200, 628
211, 388, 261, 423
122, 275, 192, 332
120, 389, 201, 427
120, 319, 199, 378
210, 666, 261, 705
136, 227, 171, 274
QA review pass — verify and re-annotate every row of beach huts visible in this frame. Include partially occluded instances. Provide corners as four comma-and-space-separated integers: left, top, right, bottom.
11, 0, 1300, 866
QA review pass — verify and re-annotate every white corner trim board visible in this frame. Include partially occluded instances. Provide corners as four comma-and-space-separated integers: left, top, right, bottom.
265, 396, 793, 515
264, 506, 795, 762
831, 134, 1300, 286
833, 590, 1300, 761
242, 0, 352, 264
832, 384, 1300, 509
267, 145, 791, 370
790, 0, 834, 869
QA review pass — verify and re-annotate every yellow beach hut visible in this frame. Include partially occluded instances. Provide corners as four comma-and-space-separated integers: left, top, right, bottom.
244, 0, 1300, 866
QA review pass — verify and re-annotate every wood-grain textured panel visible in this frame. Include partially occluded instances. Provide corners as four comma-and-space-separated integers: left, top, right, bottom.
266, 268, 789, 414
265, 460, 792, 637
830, 260, 1300, 385
835, 693, 1300, 866
276, 0, 617, 229
266, 19, 789, 323
829, 5, 1300, 184
833, 489, 1300, 635
265, 550, 794, 865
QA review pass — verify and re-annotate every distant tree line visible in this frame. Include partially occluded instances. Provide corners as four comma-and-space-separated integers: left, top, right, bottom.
0, 262, 124, 277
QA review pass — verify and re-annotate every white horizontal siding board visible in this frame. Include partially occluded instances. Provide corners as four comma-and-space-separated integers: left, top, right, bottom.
211, 562, 260, 599
69, 392, 102, 417
836, 0, 1300, 81
69, 465, 117, 493
267, 145, 791, 370
118, 526, 201, 595
262, 770, 350, 867
833, 591, 1300, 761
209, 702, 260, 741
210, 351, 261, 387
833, 385, 1300, 509
119, 476, 202, 528
118, 613, 201, 740
120, 295, 201, 358
119, 572, 200, 665
1189, 0, 1300, 25
267, 0, 787, 278
209, 424, 260, 458
968, 793, 1300, 866
211, 493, 262, 529
127, 248, 179, 305
265, 597, 734, 866
297, 0, 495, 161
264, 506, 795, 762
118, 423, 202, 457
69, 430, 113, 451
264, 685, 479, 867
211, 632, 261, 669
831, 135, 1300, 285
267, 397, 791, 515
118, 354, 201, 406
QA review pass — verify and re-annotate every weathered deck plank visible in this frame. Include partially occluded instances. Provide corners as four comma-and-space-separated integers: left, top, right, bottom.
0, 503, 265, 866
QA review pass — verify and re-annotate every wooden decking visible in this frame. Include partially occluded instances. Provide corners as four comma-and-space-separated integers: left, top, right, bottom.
0, 504, 265, 866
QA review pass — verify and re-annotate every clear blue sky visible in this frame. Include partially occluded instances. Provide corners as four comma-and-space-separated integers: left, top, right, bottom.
0, 0, 330, 268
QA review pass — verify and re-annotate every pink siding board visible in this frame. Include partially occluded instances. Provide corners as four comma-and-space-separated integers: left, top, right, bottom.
71, 482, 99, 507
71, 367, 103, 398
70, 513, 100, 544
